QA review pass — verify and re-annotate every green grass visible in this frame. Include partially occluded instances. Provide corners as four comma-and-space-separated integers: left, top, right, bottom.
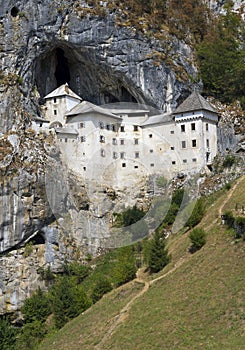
38, 177, 245, 350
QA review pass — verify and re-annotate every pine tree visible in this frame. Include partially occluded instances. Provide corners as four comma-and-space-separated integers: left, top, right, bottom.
146, 231, 171, 273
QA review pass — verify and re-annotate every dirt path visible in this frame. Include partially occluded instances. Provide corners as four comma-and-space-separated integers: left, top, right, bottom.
94, 175, 245, 349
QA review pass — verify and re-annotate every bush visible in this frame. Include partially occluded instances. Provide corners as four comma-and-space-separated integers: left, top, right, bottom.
156, 176, 167, 188
113, 247, 137, 286
21, 287, 51, 324
0, 317, 18, 350
234, 217, 245, 240
91, 277, 112, 303
16, 321, 48, 350
223, 155, 236, 168
145, 231, 171, 273
189, 228, 206, 252
223, 211, 235, 229
186, 197, 205, 228
114, 205, 145, 227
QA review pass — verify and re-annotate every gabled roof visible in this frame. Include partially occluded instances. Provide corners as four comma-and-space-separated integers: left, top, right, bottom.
44, 83, 82, 101
66, 101, 122, 120
141, 114, 173, 127
173, 90, 217, 115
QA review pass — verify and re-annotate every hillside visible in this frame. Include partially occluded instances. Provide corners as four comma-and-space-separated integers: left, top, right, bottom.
38, 176, 245, 350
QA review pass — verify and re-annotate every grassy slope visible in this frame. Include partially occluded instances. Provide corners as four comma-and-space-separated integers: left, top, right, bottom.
39, 176, 245, 350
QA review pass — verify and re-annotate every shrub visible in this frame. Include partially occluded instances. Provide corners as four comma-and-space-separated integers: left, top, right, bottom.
223, 211, 235, 229
186, 197, 205, 228
223, 155, 236, 168
234, 217, 245, 240
113, 247, 137, 286
91, 277, 112, 303
0, 317, 18, 350
21, 287, 51, 324
16, 321, 48, 350
156, 176, 167, 188
145, 231, 171, 273
189, 228, 207, 252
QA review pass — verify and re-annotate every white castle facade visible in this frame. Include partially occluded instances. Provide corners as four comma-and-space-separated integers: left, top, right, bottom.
39, 84, 219, 187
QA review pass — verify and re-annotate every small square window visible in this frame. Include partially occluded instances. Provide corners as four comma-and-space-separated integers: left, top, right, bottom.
150, 149, 153, 153
135, 152, 139, 159
183, 159, 187, 163
99, 122, 104, 129
81, 136, 86, 142
112, 138, 117, 145
150, 163, 154, 167
134, 125, 139, 131
120, 152, 125, 159
83, 167, 86, 171
181, 141, 186, 149
79, 122, 85, 128
120, 139, 125, 145
134, 138, 139, 145
170, 130, 174, 134
149, 134, 153, 138
172, 161, 176, 165
181, 125, 185, 132
53, 97, 57, 103
134, 165, 138, 169
191, 123, 196, 131
54, 109, 57, 115
192, 139, 197, 147
113, 152, 117, 159
122, 163, 126, 168
171, 146, 174, 150
106, 124, 111, 131
100, 135, 105, 143
120, 126, 125, 132
192, 158, 197, 162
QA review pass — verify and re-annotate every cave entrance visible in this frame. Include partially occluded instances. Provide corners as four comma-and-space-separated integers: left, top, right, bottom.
35, 44, 140, 105
55, 48, 70, 86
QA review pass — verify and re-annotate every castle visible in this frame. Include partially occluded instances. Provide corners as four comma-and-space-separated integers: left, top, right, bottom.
38, 84, 219, 187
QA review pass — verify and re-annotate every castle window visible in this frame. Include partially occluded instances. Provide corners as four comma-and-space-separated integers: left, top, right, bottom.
112, 138, 117, 145
106, 124, 110, 130
149, 134, 153, 138
134, 165, 138, 169
181, 125, 185, 132
99, 122, 104, 129
65, 138, 67, 143
181, 141, 186, 149
192, 158, 197, 162
120, 139, 125, 145
191, 123, 196, 131
150, 149, 153, 153
206, 139, 210, 148
112, 125, 116, 132
113, 152, 117, 159
134, 125, 139, 131
183, 159, 187, 163
122, 163, 126, 167
101, 149, 105, 157
120, 126, 125, 132
134, 138, 139, 145
80, 136, 86, 142
170, 130, 174, 134
171, 146, 174, 150
100, 135, 105, 143
79, 122, 85, 128
150, 163, 154, 167
172, 161, 176, 165
53, 97, 57, 103
135, 152, 139, 159
192, 139, 197, 147
206, 123, 209, 131
120, 152, 125, 159
83, 167, 86, 171
54, 109, 57, 115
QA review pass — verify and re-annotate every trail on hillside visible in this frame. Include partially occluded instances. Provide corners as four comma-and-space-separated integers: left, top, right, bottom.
94, 175, 245, 349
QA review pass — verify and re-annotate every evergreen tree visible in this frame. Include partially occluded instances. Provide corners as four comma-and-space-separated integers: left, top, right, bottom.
0, 317, 18, 350
146, 231, 171, 273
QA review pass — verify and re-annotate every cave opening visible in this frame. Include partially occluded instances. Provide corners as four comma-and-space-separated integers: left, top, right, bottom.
55, 48, 71, 86
28, 232, 45, 245
11, 6, 19, 17
35, 44, 141, 105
